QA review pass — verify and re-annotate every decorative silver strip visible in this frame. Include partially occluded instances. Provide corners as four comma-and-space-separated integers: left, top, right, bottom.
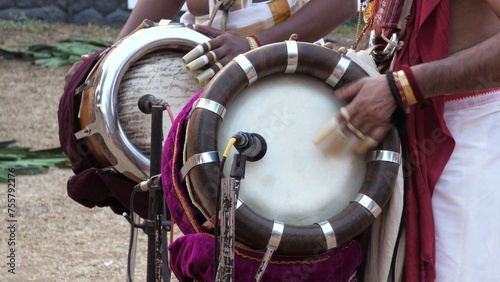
233, 54, 257, 86
268, 220, 285, 250
180, 151, 219, 179
318, 220, 337, 249
366, 150, 401, 165
325, 56, 351, 87
353, 193, 382, 218
254, 220, 285, 282
192, 98, 226, 120
285, 41, 298, 73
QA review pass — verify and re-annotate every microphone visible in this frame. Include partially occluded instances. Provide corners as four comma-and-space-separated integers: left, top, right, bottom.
232, 132, 267, 162
134, 174, 162, 192
138, 94, 168, 114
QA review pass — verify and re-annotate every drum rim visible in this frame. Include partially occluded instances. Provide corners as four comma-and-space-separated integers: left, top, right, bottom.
78, 25, 210, 182
184, 41, 401, 256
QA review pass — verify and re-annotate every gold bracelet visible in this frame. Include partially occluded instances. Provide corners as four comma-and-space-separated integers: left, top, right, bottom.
246, 36, 259, 50
396, 70, 417, 105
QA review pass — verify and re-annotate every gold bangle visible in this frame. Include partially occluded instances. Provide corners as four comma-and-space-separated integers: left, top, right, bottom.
396, 70, 417, 105
246, 36, 259, 50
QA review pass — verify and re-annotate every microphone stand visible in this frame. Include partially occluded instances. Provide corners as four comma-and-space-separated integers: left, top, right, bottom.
129, 95, 171, 282
146, 104, 170, 282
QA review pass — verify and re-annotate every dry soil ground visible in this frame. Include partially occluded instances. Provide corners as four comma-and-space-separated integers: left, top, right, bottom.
0, 20, 355, 281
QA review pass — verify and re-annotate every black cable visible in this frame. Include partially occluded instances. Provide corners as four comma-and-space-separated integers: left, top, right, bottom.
214, 156, 227, 281
385, 70, 409, 281
128, 189, 137, 282
163, 196, 170, 281
389, 124, 408, 282
386, 71, 408, 128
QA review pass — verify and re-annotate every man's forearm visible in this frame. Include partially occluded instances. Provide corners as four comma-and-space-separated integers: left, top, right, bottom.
412, 32, 500, 97
116, 0, 186, 41
255, 0, 358, 45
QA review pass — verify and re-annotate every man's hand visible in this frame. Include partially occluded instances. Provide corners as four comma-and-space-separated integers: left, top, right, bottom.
193, 24, 251, 66
334, 75, 396, 143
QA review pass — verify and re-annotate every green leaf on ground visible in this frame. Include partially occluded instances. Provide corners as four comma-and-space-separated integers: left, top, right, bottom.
0, 140, 71, 182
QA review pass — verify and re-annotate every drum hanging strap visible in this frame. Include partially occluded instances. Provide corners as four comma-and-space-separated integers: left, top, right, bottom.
254, 221, 284, 282
208, 0, 236, 31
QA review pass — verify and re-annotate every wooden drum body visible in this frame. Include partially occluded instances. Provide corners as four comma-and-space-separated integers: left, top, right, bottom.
181, 41, 402, 256
76, 25, 209, 182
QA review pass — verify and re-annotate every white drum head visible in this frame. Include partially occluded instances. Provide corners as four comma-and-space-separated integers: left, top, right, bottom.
218, 73, 366, 225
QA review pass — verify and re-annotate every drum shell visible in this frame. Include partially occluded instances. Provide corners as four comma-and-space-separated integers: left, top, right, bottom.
182, 42, 401, 256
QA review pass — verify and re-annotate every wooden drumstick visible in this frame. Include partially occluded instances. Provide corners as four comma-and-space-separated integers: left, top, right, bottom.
353, 137, 378, 154
195, 62, 223, 84
195, 68, 215, 84
182, 44, 205, 64
186, 55, 209, 72
313, 117, 338, 146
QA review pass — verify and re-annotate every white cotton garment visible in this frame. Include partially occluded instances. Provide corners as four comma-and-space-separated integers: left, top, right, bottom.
433, 89, 500, 281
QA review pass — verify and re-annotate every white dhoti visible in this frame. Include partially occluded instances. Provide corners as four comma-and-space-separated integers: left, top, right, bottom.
433, 89, 500, 281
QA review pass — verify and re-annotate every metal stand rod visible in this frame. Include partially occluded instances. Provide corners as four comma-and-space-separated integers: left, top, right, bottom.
127, 213, 141, 282
146, 105, 169, 282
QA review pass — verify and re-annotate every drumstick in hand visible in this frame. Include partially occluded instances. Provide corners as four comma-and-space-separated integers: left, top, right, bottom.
312, 117, 338, 146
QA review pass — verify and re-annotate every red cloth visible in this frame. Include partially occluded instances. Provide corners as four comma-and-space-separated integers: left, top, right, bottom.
373, 0, 407, 37
394, 0, 455, 281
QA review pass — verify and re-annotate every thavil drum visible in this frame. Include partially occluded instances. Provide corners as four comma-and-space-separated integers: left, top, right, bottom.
171, 41, 401, 256
75, 24, 209, 182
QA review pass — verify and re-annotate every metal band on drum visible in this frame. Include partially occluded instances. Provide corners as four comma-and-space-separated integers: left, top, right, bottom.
184, 42, 401, 256
192, 98, 227, 119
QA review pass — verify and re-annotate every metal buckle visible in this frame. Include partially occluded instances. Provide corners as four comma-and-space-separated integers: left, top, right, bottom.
369, 30, 399, 63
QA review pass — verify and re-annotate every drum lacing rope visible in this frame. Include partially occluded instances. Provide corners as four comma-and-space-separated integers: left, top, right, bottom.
208, 0, 236, 31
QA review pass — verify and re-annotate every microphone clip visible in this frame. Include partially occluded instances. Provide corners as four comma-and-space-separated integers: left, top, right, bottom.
134, 174, 162, 192
230, 154, 247, 179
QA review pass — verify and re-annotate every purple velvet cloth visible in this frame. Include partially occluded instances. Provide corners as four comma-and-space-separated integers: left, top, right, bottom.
161, 91, 362, 281
162, 90, 206, 235
58, 49, 149, 219
169, 233, 362, 282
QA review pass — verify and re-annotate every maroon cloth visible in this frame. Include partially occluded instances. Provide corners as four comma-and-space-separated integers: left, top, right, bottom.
393, 0, 455, 280
161, 91, 363, 281
373, 0, 408, 37
58, 50, 149, 219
